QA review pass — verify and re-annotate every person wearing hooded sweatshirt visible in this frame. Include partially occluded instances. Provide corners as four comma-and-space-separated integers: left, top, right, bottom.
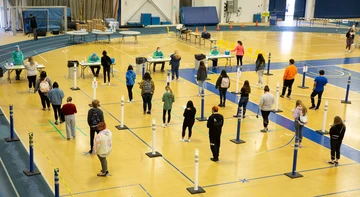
12, 45, 24, 80
88, 53, 101, 77
161, 86, 175, 127
126, 65, 136, 103
207, 106, 224, 162
93, 122, 112, 177
87, 99, 104, 153
34, 71, 52, 111
48, 82, 65, 125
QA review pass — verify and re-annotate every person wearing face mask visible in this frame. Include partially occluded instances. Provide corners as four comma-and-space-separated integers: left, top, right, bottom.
207, 106, 224, 162
12, 45, 24, 80
161, 86, 175, 127
88, 53, 101, 77
153, 47, 165, 72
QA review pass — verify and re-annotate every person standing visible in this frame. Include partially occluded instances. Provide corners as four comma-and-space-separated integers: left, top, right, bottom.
48, 82, 64, 125
61, 97, 77, 140
207, 106, 224, 162
34, 71, 52, 111
24, 56, 38, 92
139, 72, 155, 114
161, 86, 175, 127
101, 50, 112, 85
210, 46, 220, 67
292, 100, 307, 148
87, 99, 104, 153
181, 100, 196, 142
345, 28, 354, 52
259, 85, 274, 132
88, 53, 101, 77
280, 59, 297, 99
196, 61, 207, 96
231, 41, 245, 67
12, 45, 24, 80
215, 70, 230, 107
29, 14, 38, 40
328, 116, 346, 164
255, 53, 266, 88
93, 122, 112, 177
126, 65, 136, 103
170, 50, 181, 80
235, 80, 251, 118
153, 47, 165, 72
309, 70, 328, 110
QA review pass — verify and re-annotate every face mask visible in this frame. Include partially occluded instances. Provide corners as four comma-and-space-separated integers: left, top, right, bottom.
157, 50, 160, 52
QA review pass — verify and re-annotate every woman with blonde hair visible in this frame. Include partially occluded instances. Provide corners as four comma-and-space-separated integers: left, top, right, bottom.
170, 50, 181, 80
328, 116, 346, 164
161, 86, 175, 127
24, 56, 38, 92
292, 100, 308, 148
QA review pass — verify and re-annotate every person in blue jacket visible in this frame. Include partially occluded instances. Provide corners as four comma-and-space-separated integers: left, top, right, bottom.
126, 65, 136, 102
88, 53, 101, 77
12, 45, 24, 80
170, 50, 181, 80
48, 82, 64, 125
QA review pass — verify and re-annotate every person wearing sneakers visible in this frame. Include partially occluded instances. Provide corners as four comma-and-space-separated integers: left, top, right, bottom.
93, 122, 112, 177
101, 50, 112, 85
88, 53, 101, 77
255, 53, 265, 88
24, 56, 38, 92
126, 65, 136, 103
280, 59, 297, 99
61, 97, 77, 140
292, 100, 308, 148
231, 41, 245, 67
139, 72, 155, 114
259, 85, 274, 132
34, 71, 52, 111
12, 45, 24, 80
207, 106, 224, 162
170, 50, 181, 80
215, 70, 230, 107
309, 70, 328, 110
161, 86, 175, 127
48, 82, 64, 125
153, 47, 165, 72
328, 116, 346, 165
87, 99, 104, 154
181, 100, 196, 142
196, 61, 207, 96
235, 80, 251, 118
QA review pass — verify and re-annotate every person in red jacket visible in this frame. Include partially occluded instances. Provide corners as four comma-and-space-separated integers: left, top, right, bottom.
61, 97, 77, 140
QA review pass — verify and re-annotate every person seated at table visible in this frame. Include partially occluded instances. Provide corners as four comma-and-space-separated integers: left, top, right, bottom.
88, 53, 101, 77
210, 46, 220, 67
153, 47, 165, 72
12, 45, 24, 80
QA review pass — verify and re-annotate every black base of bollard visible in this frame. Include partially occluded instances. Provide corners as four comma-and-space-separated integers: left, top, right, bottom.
187, 186, 206, 194
230, 139, 246, 144
297, 85, 309, 89
196, 117, 208, 122
4, 137, 20, 142
230, 91, 241, 94
260, 129, 270, 132
284, 172, 303, 179
145, 152, 162, 158
316, 130, 329, 135
115, 125, 128, 130
264, 73, 273, 76
341, 100, 352, 104
23, 170, 41, 176
206, 78, 211, 80
271, 109, 283, 113
88, 104, 101, 107
70, 87, 81, 91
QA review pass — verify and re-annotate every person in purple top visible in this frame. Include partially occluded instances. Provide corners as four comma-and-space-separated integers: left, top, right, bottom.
309, 70, 328, 110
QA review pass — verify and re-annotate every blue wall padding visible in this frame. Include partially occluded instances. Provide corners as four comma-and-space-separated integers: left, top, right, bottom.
23, 8, 67, 32
180, 6, 219, 26
314, 0, 360, 18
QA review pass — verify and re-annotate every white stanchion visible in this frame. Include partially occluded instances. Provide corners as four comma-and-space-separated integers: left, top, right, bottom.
187, 149, 205, 194
88, 78, 98, 107
316, 100, 329, 135
231, 66, 241, 94
70, 63, 80, 90
115, 96, 128, 130
272, 83, 283, 113
146, 119, 162, 158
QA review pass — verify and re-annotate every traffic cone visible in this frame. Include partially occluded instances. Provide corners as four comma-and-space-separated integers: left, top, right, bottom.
216, 24, 220, 31
229, 23, 233, 29
203, 26, 206, 32
256, 20, 258, 26
241, 23, 244, 28
195, 26, 199, 33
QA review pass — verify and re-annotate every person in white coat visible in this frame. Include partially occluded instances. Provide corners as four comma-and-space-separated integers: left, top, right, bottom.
93, 122, 112, 177
24, 56, 38, 92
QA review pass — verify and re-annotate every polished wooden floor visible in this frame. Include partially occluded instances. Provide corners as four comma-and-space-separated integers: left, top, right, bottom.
1, 27, 360, 197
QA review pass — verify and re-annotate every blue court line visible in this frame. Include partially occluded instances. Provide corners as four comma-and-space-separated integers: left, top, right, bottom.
314, 187, 360, 197
180, 68, 360, 164
60, 183, 151, 197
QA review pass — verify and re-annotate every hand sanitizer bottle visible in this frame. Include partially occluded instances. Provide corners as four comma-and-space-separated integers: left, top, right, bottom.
5, 61, 9, 68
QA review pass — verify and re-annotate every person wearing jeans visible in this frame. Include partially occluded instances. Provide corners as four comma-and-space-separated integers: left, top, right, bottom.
292, 100, 307, 148
48, 82, 64, 125
126, 65, 136, 102
24, 56, 38, 92
259, 86, 274, 132
29, 14, 38, 40
255, 53, 265, 88
196, 61, 207, 95
309, 70, 328, 110
87, 99, 104, 153
236, 80, 251, 118
280, 59, 298, 99
139, 72, 155, 114
34, 71, 52, 110
170, 50, 181, 80
215, 70, 230, 107
61, 97, 77, 140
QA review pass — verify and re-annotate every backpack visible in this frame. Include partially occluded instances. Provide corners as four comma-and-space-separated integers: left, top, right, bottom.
298, 113, 308, 125
39, 78, 50, 93
201, 31, 211, 39
220, 77, 230, 88
143, 80, 152, 94
90, 111, 100, 128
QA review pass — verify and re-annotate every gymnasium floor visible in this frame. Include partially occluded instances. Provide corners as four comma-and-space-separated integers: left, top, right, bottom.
1, 25, 360, 197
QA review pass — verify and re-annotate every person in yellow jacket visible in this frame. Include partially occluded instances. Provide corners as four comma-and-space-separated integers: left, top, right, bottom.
280, 59, 297, 99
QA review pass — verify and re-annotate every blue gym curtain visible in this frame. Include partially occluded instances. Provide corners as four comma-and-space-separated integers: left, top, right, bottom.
269, 0, 286, 21
314, 0, 360, 18
294, 0, 306, 18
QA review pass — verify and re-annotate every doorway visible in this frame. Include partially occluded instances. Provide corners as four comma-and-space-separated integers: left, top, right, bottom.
285, 0, 295, 21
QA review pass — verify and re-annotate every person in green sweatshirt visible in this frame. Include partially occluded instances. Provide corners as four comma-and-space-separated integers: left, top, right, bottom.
153, 47, 165, 72
210, 46, 220, 67
12, 45, 24, 80
88, 53, 101, 77
161, 86, 175, 127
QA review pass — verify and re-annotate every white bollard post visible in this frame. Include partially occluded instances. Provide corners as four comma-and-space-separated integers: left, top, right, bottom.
231, 66, 241, 94
115, 96, 128, 130
145, 119, 162, 157
186, 149, 205, 194
316, 100, 329, 135
272, 83, 283, 113
233, 94, 241, 117
93, 77, 97, 99
71, 63, 80, 90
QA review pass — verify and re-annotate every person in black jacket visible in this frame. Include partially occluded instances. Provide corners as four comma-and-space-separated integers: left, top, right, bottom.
29, 14, 38, 40
181, 100, 196, 142
215, 70, 230, 107
196, 61, 207, 96
101, 50, 112, 85
87, 99, 104, 154
234, 80, 251, 118
207, 106, 224, 162
328, 116, 346, 164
